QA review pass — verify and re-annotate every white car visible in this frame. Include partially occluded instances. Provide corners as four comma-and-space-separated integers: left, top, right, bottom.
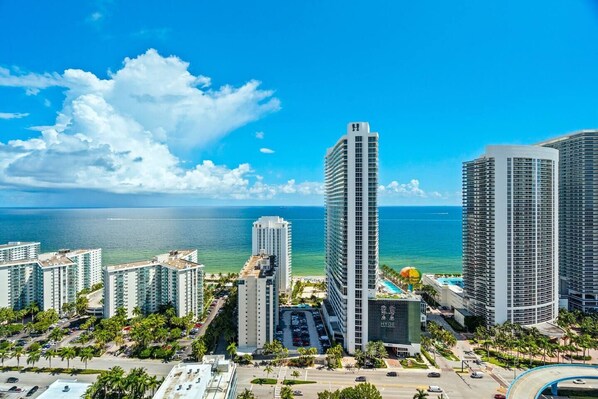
573, 379, 585, 384
471, 371, 484, 379
428, 386, 443, 392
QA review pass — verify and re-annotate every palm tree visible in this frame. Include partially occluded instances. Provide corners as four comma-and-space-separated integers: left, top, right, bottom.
147, 375, 161, 396
132, 306, 143, 318
49, 327, 66, 343
291, 370, 301, 380
413, 388, 429, 399
59, 347, 77, 369
26, 350, 40, 368
79, 347, 94, 369
43, 349, 56, 368
0, 349, 9, 367
281, 386, 294, 399
263, 364, 274, 379
227, 342, 237, 359
237, 388, 256, 399
13, 346, 23, 367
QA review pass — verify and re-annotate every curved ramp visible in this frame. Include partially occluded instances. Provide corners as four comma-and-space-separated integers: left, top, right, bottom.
507, 364, 598, 399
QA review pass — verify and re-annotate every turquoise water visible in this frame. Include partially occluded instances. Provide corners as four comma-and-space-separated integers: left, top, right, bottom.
0, 206, 462, 276
436, 277, 464, 287
381, 279, 404, 294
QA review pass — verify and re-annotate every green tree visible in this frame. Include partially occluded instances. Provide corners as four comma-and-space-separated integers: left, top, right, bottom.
79, 347, 95, 369
13, 346, 23, 367
413, 388, 429, 399
227, 341, 237, 359
43, 349, 56, 368
291, 370, 301, 380
0, 349, 9, 367
237, 388, 257, 399
49, 327, 67, 343
26, 350, 40, 367
191, 338, 207, 361
281, 386, 294, 399
264, 364, 274, 379
59, 347, 77, 369
76, 295, 89, 316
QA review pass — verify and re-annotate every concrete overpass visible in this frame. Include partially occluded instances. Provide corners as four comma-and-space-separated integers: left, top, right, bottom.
507, 364, 598, 399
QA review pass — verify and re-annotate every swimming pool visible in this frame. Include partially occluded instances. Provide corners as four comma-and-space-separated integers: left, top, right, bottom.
436, 277, 463, 288
382, 279, 404, 294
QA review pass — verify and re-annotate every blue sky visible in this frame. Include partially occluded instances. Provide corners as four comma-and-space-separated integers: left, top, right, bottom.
1, 1, 597, 207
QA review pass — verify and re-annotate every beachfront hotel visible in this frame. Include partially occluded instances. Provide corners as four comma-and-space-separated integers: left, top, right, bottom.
252, 216, 292, 293
237, 253, 278, 353
540, 130, 598, 313
323, 122, 379, 354
0, 242, 102, 312
462, 145, 559, 327
0, 241, 39, 263
103, 250, 204, 319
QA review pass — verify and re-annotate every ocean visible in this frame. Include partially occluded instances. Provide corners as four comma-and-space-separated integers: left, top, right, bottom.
0, 206, 462, 276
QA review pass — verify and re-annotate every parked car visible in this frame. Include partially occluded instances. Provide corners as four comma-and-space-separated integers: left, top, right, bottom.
427, 372, 441, 378
26, 386, 39, 397
8, 386, 22, 392
493, 395, 506, 399
386, 371, 398, 377
428, 386, 442, 393
293, 390, 303, 396
6, 377, 19, 383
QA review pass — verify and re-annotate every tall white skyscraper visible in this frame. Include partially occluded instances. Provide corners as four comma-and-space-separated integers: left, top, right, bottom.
0, 242, 40, 263
252, 216, 292, 292
463, 145, 559, 327
324, 122, 378, 354
540, 130, 598, 312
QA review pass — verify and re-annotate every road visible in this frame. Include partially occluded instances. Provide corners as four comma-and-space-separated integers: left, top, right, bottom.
236, 365, 507, 399
507, 364, 598, 399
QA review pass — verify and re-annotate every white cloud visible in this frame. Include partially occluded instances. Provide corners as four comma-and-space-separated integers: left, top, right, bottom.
255, 131, 264, 139
0, 49, 290, 199
378, 179, 438, 198
0, 112, 29, 120
89, 12, 103, 22
260, 148, 275, 154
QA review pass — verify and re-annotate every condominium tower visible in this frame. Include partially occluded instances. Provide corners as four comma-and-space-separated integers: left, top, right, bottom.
237, 253, 278, 353
540, 130, 598, 312
463, 146, 559, 327
103, 250, 204, 319
0, 242, 39, 262
252, 216, 292, 292
324, 122, 378, 354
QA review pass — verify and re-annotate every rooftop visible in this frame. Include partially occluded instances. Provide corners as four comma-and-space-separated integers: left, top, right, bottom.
0, 241, 39, 249
37, 379, 92, 399
239, 253, 275, 279
0, 258, 39, 267
153, 356, 236, 399
38, 255, 76, 268
536, 129, 598, 146
107, 250, 203, 271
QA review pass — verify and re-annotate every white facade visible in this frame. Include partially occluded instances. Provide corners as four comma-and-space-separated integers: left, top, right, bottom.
38, 255, 78, 312
0, 242, 39, 262
325, 122, 378, 354
104, 250, 204, 319
252, 216, 292, 292
463, 145, 559, 327
0, 259, 38, 310
421, 274, 464, 310
237, 254, 278, 353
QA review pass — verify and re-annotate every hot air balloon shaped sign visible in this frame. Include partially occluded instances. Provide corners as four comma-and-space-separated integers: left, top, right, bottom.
400, 266, 421, 292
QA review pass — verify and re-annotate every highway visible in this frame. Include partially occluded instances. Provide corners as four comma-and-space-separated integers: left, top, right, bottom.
507, 364, 598, 399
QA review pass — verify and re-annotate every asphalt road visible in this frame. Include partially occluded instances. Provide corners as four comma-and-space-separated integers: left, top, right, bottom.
236, 364, 507, 399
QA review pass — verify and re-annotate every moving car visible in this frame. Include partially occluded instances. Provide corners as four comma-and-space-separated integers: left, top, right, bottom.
428, 386, 442, 393
386, 371, 398, 377
6, 377, 19, 383
573, 379, 586, 384
493, 394, 506, 399
355, 376, 367, 382
471, 371, 484, 378
427, 372, 441, 378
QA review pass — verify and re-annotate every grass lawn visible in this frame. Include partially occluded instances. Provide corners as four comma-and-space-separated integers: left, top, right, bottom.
251, 378, 278, 385
0, 366, 103, 374
400, 359, 428, 369
283, 380, 317, 385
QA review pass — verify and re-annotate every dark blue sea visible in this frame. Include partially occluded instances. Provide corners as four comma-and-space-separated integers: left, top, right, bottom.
0, 206, 462, 275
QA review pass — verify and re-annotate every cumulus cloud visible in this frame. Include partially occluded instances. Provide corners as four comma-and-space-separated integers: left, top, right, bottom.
255, 131, 264, 139
0, 49, 293, 199
0, 112, 29, 120
88, 12, 103, 22
260, 148, 275, 154
378, 179, 442, 198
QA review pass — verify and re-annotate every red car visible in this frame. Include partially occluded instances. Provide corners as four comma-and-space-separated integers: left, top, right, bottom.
493, 394, 506, 399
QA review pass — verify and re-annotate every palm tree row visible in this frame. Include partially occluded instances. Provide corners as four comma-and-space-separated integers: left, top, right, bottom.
0, 343, 96, 370
83, 366, 161, 399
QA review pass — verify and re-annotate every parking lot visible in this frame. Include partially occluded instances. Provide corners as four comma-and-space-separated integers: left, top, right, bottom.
279, 308, 331, 354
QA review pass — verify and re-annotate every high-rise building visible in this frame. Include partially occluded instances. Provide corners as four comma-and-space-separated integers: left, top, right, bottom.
104, 250, 204, 319
463, 145, 559, 327
0, 242, 40, 262
237, 253, 278, 353
323, 122, 378, 354
540, 130, 598, 312
0, 259, 39, 310
38, 254, 79, 312
252, 216, 292, 292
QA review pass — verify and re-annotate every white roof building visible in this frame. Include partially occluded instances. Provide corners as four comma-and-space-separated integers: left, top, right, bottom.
37, 379, 92, 399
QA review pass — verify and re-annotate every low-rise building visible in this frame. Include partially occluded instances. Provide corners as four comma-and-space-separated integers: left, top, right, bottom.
37, 379, 92, 399
104, 250, 204, 319
421, 274, 464, 310
153, 356, 237, 399
237, 253, 278, 354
